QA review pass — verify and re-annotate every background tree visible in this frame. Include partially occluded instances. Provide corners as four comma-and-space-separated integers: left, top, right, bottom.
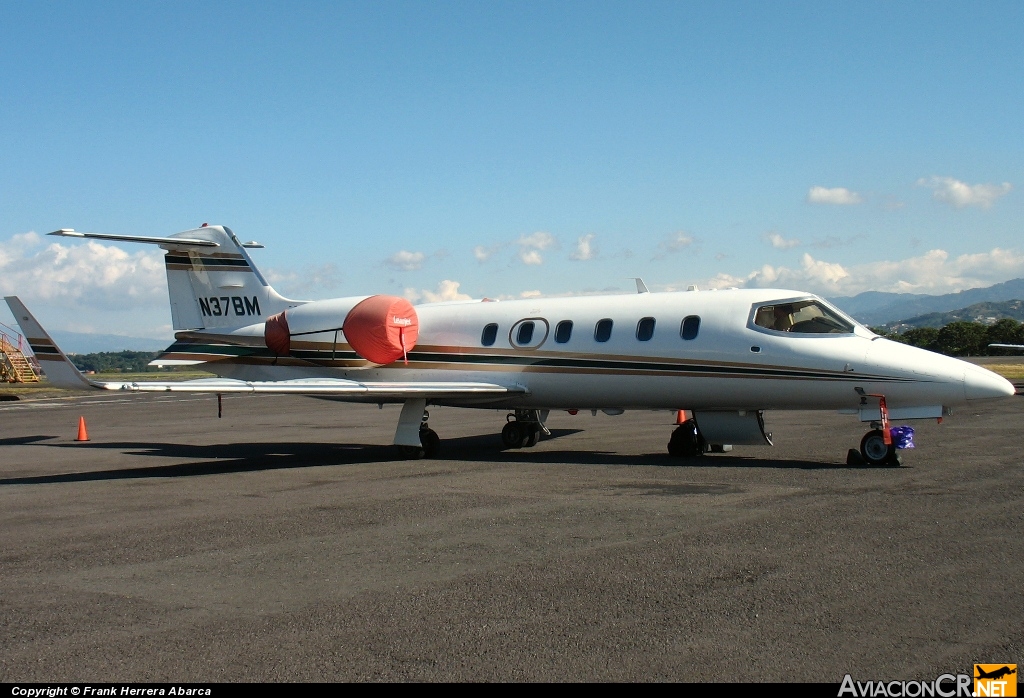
934, 321, 988, 356
985, 318, 1024, 356
899, 327, 939, 351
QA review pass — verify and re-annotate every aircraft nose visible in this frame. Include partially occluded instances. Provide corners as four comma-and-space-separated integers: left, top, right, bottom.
964, 364, 1016, 401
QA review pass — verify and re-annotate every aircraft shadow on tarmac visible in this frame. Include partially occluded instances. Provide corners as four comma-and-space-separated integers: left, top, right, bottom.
0, 429, 875, 486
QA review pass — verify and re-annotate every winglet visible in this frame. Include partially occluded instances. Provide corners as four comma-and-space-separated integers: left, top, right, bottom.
2, 297, 96, 390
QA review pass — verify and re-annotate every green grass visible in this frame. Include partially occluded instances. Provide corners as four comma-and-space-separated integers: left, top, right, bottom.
980, 364, 1024, 381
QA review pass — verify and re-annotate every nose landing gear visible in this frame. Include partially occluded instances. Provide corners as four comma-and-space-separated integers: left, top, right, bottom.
859, 429, 901, 467
853, 390, 903, 467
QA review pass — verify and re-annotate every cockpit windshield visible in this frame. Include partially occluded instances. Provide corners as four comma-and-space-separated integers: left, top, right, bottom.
751, 299, 855, 335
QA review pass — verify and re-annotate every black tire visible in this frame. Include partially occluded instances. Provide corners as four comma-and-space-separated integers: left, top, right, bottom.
501, 422, 525, 449
859, 429, 895, 466
668, 421, 702, 458
524, 425, 540, 447
399, 445, 425, 459
420, 428, 440, 458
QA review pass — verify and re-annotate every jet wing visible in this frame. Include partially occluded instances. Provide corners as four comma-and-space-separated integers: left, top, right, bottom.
97, 377, 524, 400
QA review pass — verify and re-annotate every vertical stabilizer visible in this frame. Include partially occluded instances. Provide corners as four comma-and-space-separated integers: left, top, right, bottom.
160, 225, 299, 331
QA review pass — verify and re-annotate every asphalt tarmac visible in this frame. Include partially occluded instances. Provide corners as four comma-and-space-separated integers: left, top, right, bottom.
1, 391, 1021, 682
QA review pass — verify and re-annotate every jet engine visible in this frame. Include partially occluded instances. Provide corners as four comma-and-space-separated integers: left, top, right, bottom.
264, 294, 419, 365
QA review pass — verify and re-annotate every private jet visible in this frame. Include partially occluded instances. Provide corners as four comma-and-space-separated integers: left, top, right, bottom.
5, 224, 1015, 466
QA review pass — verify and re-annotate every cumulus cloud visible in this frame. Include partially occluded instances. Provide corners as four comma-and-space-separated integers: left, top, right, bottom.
570, 233, 597, 261
701, 247, 1024, 296
916, 176, 1012, 209
264, 264, 341, 298
654, 231, 696, 259
384, 250, 426, 271
807, 186, 863, 205
0, 232, 166, 309
473, 243, 504, 263
764, 232, 801, 249
516, 231, 557, 265
403, 279, 472, 304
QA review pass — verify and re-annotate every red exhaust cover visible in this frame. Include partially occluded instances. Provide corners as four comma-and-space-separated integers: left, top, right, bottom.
344, 295, 419, 364
264, 311, 290, 356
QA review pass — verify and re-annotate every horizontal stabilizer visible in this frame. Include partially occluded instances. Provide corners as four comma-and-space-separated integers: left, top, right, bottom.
49, 229, 220, 247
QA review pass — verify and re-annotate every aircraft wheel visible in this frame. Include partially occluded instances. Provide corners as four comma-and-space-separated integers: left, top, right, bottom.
399, 445, 425, 459
501, 422, 525, 449
524, 424, 540, 447
859, 429, 895, 466
420, 428, 440, 458
668, 421, 702, 458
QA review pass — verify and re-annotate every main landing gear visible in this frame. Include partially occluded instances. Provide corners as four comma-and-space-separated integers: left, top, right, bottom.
501, 409, 549, 449
398, 422, 440, 459
667, 420, 703, 458
396, 399, 440, 459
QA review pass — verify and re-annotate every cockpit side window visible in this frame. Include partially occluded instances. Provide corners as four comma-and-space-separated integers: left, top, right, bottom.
751, 300, 854, 335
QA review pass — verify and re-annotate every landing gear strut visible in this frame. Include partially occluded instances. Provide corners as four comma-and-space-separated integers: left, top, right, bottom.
396, 399, 440, 459
501, 409, 548, 449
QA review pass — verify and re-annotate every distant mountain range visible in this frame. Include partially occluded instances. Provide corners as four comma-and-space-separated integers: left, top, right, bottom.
52, 331, 171, 354
828, 277, 1024, 326
877, 300, 1024, 331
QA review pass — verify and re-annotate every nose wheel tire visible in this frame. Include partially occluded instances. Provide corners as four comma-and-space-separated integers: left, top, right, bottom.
859, 429, 899, 467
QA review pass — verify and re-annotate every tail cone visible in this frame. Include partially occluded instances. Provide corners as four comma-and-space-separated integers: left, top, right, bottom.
75, 416, 90, 442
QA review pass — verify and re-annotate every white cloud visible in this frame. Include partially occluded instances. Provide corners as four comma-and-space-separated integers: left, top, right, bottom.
807, 186, 863, 205
570, 233, 597, 261
384, 250, 426, 271
473, 243, 504, 262
654, 231, 695, 259
764, 232, 801, 249
516, 231, 557, 265
916, 176, 1012, 209
0, 232, 166, 309
264, 264, 341, 298
403, 279, 472, 304
700, 247, 1024, 296
519, 250, 543, 265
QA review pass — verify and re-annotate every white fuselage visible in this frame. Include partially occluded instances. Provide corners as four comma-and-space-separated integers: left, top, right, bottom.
204, 288, 1013, 413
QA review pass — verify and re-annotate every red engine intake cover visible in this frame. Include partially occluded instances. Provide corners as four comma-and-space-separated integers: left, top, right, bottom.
344, 295, 419, 364
264, 311, 291, 356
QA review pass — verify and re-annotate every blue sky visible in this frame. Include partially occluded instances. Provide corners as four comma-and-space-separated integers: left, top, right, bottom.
1, 1, 1022, 341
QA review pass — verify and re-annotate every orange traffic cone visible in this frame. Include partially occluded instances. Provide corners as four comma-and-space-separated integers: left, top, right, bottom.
75, 416, 90, 442
675, 409, 689, 425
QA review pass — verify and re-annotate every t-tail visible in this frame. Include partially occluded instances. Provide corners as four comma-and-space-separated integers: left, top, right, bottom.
49, 225, 302, 332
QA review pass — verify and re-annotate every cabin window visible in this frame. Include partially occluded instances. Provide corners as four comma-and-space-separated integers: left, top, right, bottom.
554, 320, 573, 343
681, 316, 701, 340
517, 321, 535, 345
481, 323, 498, 346
751, 300, 854, 334
595, 318, 613, 342
636, 317, 656, 341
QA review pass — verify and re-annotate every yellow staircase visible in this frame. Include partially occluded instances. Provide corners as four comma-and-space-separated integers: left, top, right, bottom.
1, 333, 40, 383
